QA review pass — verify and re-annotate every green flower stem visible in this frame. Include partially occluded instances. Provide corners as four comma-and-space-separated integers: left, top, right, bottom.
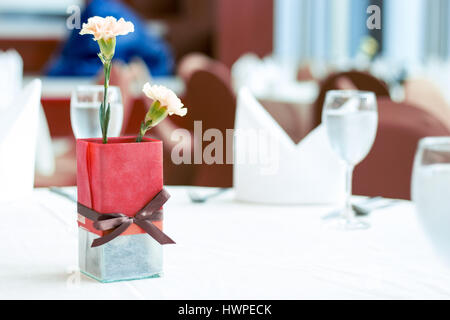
136, 120, 152, 142
101, 59, 112, 144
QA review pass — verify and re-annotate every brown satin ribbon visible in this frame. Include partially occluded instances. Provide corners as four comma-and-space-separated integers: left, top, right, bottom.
77, 189, 175, 247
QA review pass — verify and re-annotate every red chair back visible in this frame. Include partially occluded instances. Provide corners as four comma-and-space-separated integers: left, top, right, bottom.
354, 97, 450, 200
157, 57, 236, 187
183, 68, 236, 187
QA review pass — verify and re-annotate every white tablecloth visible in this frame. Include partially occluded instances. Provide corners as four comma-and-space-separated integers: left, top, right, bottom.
1, 187, 449, 300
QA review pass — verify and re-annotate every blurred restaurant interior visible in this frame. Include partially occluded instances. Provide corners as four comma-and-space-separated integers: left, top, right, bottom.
2, 0, 450, 299
0, 0, 449, 200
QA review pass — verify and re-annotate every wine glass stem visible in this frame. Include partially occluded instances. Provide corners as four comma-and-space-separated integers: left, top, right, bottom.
344, 164, 354, 222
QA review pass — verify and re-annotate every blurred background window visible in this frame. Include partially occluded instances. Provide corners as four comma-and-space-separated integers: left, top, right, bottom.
274, 0, 450, 69
274, 0, 376, 67
0, 0, 84, 39
384, 0, 450, 64
0, 0, 84, 14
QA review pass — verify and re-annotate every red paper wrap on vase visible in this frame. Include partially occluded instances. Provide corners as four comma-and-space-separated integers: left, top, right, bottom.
76, 136, 167, 282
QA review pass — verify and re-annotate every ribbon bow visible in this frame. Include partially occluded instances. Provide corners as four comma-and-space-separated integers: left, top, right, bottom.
77, 189, 175, 247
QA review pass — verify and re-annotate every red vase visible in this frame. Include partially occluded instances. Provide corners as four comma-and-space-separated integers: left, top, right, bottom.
76, 136, 165, 282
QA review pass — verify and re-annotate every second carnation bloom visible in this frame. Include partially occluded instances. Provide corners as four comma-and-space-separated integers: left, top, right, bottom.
136, 83, 188, 142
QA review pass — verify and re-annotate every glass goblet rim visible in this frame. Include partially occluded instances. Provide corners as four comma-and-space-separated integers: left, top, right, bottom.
418, 136, 450, 149
325, 89, 376, 99
72, 85, 120, 93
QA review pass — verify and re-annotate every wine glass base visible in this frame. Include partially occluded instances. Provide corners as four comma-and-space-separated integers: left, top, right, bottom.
324, 215, 370, 231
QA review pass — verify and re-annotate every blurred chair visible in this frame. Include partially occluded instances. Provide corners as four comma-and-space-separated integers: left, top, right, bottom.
177, 53, 212, 83
314, 71, 390, 126
152, 55, 235, 186
403, 77, 450, 130
177, 53, 233, 90
354, 97, 450, 200
186, 67, 236, 187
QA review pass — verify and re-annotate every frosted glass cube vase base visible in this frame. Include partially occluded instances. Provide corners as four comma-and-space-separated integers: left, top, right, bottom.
78, 227, 163, 283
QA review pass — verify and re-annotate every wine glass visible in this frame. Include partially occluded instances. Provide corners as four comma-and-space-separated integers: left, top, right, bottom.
412, 137, 450, 265
322, 90, 378, 230
70, 85, 124, 139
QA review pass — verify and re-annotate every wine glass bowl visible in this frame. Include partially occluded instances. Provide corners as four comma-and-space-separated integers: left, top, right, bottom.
70, 85, 124, 139
322, 90, 378, 230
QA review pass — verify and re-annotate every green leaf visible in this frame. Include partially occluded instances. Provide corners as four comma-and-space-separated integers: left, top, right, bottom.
99, 102, 105, 133
97, 52, 106, 65
105, 103, 111, 135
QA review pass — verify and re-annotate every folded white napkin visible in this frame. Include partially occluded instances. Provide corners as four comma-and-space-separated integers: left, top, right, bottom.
35, 103, 55, 176
233, 88, 345, 204
0, 50, 23, 110
0, 50, 55, 177
0, 79, 42, 202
